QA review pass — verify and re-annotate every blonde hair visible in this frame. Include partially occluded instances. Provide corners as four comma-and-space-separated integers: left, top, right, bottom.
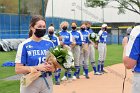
60, 21, 69, 29
48, 26, 54, 31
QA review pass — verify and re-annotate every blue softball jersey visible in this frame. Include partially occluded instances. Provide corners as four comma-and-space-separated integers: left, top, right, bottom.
15, 38, 54, 66
126, 26, 140, 72
98, 30, 108, 43
80, 30, 90, 43
59, 30, 73, 45
70, 30, 83, 46
44, 34, 60, 47
87, 28, 93, 34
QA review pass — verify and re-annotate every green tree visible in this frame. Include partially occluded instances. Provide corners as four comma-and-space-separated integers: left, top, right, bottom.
0, 0, 48, 15
0, 0, 18, 13
86, 0, 140, 15
21, 0, 48, 15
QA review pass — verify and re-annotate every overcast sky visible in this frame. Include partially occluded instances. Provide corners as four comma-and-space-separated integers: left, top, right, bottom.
46, 0, 140, 23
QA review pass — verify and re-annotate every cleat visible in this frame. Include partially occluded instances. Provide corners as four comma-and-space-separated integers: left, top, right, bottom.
76, 75, 80, 79
94, 72, 102, 75
85, 75, 90, 79
72, 76, 77, 80
61, 76, 67, 81
83, 72, 85, 76
102, 70, 107, 73
55, 82, 60, 85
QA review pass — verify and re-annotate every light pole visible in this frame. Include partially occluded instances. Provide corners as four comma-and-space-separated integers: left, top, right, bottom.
72, 2, 76, 21
52, 0, 54, 24
71, 9, 75, 21
102, 1, 104, 23
81, 0, 83, 22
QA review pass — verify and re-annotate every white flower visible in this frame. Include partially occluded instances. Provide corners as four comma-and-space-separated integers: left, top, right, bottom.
54, 47, 59, 51
63, 63, 71, 68
91, 33, 96, 38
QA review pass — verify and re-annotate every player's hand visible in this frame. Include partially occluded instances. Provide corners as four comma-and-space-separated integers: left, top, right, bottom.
60, 41, 64, 46
95, 44, 98, 49
36, 63, 49, 72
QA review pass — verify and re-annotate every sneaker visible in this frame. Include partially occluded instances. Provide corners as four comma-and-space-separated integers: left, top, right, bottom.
83, 72, 85, 76
76, 75, 80, 79
94, 72, 102, 75
55, 82, 60, 85
72, 76, 77, 80
61, 76, 67, 81
102, 70, 107, 74
85, 75, 90, 79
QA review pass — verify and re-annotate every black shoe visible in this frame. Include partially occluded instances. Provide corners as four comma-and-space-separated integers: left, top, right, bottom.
85, 75, 90, 79
101, 70, 107, 74
76, 75, 80, 79
55, 82, 60, 85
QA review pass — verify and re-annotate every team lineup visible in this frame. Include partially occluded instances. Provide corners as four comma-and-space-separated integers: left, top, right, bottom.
44, 21, 108, 85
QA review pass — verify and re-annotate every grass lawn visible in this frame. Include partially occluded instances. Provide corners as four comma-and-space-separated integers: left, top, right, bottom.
0, 44, 123, 93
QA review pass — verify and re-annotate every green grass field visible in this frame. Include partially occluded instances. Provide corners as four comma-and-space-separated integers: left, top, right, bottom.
0, 44, 123, 93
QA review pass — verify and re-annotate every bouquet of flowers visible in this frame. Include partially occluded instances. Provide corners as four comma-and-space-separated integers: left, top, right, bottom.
89, 32, 99, 43
49, 45, 75, 71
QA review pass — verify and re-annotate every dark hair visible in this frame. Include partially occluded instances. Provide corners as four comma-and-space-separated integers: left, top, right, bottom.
29, 15, 46, 37
49, 23, 54, 27
81, 22, 86, 26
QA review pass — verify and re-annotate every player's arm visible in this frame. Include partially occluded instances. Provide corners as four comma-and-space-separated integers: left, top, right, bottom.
123, 45, 137, 69
123, 34, 139, 69
15, 63, 53, 74
122, 37, 128, 48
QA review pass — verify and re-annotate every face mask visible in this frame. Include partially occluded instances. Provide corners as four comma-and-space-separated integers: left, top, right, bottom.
34, 29, 46, 38
71, 27, 76, 30
87, 27, 90, 30
49, 31, 54, 35
62, 26, 67, 30
81, 28, 85, 31
104, 27, 107, 31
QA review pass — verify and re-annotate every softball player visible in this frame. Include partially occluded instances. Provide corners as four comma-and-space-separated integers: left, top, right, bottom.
44, 26, 61, 85
123, 26, 140, 93
15, 15, 54, 93
80, 23, 90, 79
70, 22, 83, 79
97, 24, 108, 74
122, 27, 132, 47
86, 22, 100, 75
58, 21, 73, 81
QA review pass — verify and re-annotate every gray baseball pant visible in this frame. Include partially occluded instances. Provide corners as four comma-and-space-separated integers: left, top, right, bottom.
20, 76, 53, 93
132, 72, 140, 93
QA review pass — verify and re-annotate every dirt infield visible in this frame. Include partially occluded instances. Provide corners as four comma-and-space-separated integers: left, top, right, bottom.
53, 63, 132, 93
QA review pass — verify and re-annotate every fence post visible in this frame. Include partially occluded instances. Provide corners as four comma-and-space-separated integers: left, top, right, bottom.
118, 27, 120, 45
18, 0, 21, 38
